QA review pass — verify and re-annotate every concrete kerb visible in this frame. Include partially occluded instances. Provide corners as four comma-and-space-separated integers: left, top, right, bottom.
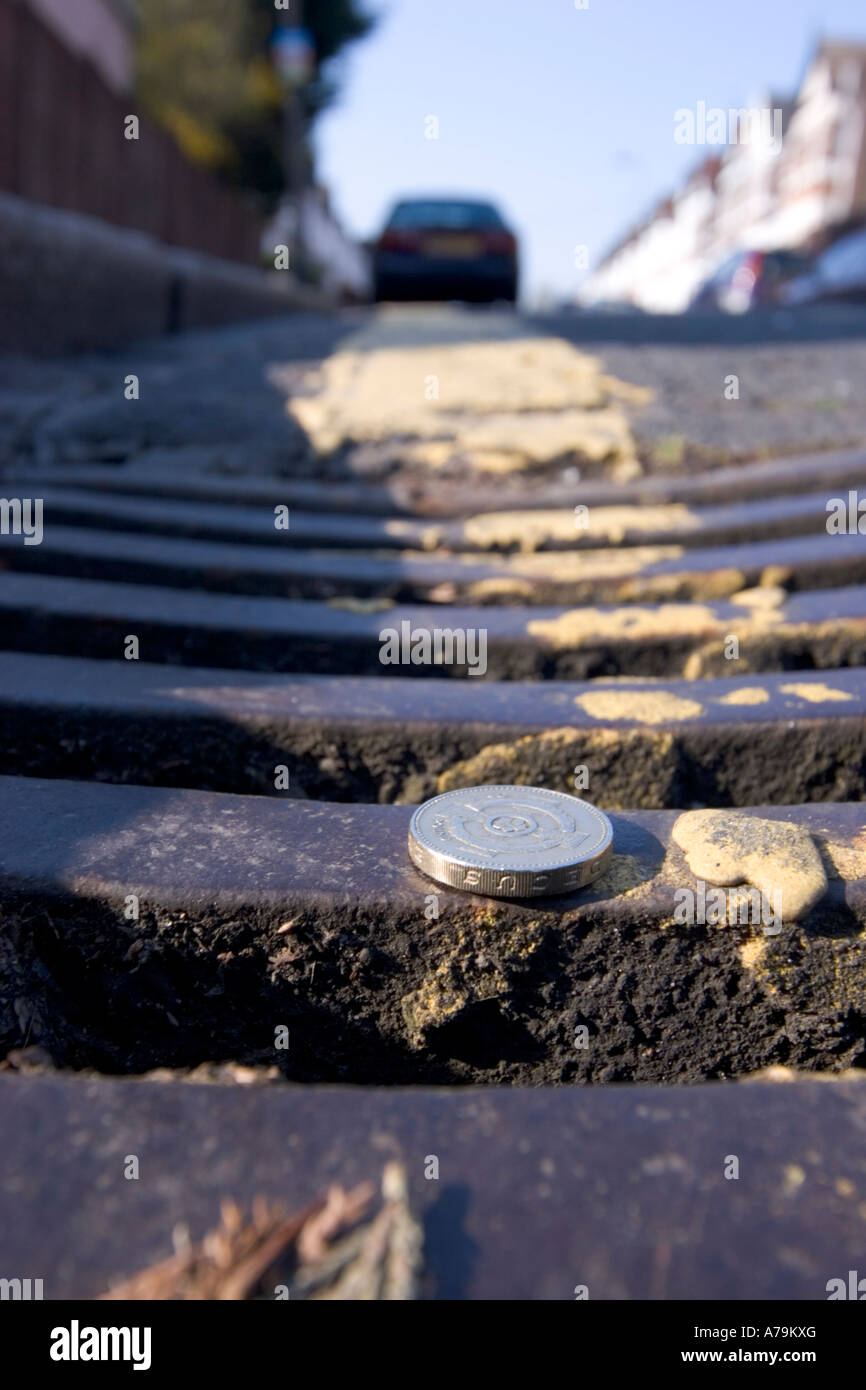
0, 191, 334, 354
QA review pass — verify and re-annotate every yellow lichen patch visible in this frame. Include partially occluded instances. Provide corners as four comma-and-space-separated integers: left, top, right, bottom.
651, 434, 687, 469
331, 336, 611, 417
716, 687, 770, 706
528, 603, 719, 650
405, 440, 454, 469
598, 374, 654, 405
591, 853, 653, 897
462, 510, 581, 553
761, 565, 792, 588
401, 977, 468, 1046
731, 585, 787, 610
743, 1066, 866, 1083
465, 576, 536, 601
287, 310, 645, 470
454, 407, 637, 468
461, 504, 697, 553
419, 527, 445, 551
500, 544, 684, 580
326, 596, 396, 613
442, 545, 684, 578
455, 449, 535, 475
685, 568, 749, 600
744, 1066, 798, 1083
612, 568, 749, 604
588, 504, 698, 543
739, 938, 768, 969
780, 682, 855, 703
782, 1164, 806, 1195
435, 726, 678, 810
400, 914, 545, 1046
820, 835, 866, 882
681, 608, 837, 678
609, 457, 645, 484
426, 582, 457, 603
682, 650, 708, 680
575, 689, 703, 724
385, 520, 444, 551
671, 809, 828, 922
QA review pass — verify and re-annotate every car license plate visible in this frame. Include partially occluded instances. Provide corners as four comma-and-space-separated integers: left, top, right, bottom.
423, 235, 482, 258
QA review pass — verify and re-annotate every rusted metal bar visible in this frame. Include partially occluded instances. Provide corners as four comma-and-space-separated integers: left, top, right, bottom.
1, 1070, 865, 1299
0, 572, 864, 677
13, 444, 866, 516
0, 653, 862, 807
3, 520, 866, 604
1, 775, 863, 1084
26, 483, 857, 553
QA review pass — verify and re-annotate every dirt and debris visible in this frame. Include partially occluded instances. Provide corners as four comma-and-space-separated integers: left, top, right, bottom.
100, 1162, 421, 1300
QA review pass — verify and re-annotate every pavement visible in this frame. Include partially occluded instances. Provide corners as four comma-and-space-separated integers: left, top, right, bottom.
537, 305, 866, 468
5, 303, 866, 493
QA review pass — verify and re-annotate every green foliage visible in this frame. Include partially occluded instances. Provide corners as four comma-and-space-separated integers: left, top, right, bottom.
136, 0, 374, 206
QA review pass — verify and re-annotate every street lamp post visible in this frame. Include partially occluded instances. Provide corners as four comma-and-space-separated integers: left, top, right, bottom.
271, 3, 315, 197
270, 4, 316, 269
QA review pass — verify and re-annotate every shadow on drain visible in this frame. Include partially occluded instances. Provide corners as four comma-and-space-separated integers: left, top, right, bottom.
2, 850, 865, 1087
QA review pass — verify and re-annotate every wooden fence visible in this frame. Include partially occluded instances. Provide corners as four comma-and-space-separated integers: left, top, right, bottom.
0, 0, 264, 263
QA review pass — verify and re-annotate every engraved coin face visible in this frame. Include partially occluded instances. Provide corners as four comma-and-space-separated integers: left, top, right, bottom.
408, 785, 614, 898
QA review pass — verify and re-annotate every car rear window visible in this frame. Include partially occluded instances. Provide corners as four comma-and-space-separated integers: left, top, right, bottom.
388, 201, 505, 230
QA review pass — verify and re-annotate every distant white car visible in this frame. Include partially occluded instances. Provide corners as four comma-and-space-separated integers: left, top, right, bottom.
782, 227, 866, 306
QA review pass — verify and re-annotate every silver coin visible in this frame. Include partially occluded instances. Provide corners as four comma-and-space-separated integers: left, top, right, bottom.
408, 784, 613, 898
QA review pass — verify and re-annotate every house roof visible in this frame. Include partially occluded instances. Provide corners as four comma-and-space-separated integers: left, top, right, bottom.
808, 39, 866, 88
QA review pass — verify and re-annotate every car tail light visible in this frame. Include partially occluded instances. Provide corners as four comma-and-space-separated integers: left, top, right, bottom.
733, 251, 763, 291
378, 229, 422, 252
483, 230, 516, 256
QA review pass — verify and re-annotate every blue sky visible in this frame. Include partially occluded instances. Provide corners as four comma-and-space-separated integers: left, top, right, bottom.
314, 0, 866, 302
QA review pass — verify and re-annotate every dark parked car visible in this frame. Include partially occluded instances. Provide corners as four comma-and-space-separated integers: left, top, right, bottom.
781, 226, 866, 305
372, 198, 518, 304
689, 248, 812, 312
